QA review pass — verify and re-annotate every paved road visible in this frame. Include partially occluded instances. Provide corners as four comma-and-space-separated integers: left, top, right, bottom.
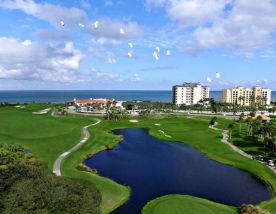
53, 119, 101, 176
210, 125, 276, 173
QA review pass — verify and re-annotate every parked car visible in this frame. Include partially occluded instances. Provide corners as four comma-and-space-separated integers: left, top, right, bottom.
254, 155, 264, 161
268, 160, 274, 167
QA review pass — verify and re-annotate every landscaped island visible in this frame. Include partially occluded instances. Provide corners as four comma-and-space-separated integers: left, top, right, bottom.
0, 104, 275, 213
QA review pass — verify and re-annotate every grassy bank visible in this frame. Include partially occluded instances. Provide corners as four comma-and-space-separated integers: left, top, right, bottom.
142, 195, 238, 214
0, 104, 93, 169
62, 114, 276, 213
1, 106, 276, 213
230, 123, 276, 213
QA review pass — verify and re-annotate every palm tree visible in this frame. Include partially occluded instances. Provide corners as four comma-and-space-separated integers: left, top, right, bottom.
238, 96, 245, 106
228, 123, 235, 142
252, 120, 262, 139
256, 95, 262, 106
238, 113, 244, 132
246, 117, 253, 136
106, 107, 127, 121
209, 117, 218, 127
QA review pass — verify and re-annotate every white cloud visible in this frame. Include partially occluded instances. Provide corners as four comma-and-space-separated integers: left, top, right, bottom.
146, 0, 230, 27
260, 50, 276, 59
87, 18, 144, 63
88, 46, 118, 64
35, 29, 76, 41
131, 73, 142, 82
80, 0, 91, 9
104, 0, 123, 6
145, 0, 167, 9
0, 0, 87, 27
91, 68, 123, 82
88, 18, 144, 40
146, 0, 276, 55
21, 39, 32, 46
184, 0, 276, 53
0, 37, 84, 83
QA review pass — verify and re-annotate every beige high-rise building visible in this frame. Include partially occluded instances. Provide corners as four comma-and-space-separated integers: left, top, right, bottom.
173, 83, 209, 105
221, 86, 271, 106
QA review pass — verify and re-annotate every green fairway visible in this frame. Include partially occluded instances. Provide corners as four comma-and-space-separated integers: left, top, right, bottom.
1, 106, 276, 213
62, 114, 276, 213
142, 195, 238, 214
0, 104, 94, 168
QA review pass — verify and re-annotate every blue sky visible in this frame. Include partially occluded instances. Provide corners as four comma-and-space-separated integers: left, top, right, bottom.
0, 0, 276, 90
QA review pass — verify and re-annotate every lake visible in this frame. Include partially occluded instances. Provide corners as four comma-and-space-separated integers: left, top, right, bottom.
84, 128, 272, 214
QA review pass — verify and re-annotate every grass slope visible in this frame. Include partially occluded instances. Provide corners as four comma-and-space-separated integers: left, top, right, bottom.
142, 195, 238, 214
0, 104, 93, 168
1, 106, 275, 213
62, 115, 276, 213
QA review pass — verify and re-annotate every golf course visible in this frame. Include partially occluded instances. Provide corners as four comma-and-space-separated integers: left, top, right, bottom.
0, 104, 276, 214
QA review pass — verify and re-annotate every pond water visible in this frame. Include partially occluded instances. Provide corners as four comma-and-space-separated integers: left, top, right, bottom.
84, 128, 272, 214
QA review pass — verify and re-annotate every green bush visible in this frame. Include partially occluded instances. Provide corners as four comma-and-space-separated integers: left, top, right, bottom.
0, 143, 101, 214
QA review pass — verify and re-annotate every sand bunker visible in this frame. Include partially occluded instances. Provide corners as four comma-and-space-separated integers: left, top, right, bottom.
158, 130, 172, 138
15, 105, 25, 109
33, 108, 51, 115
129, 120, 139, 123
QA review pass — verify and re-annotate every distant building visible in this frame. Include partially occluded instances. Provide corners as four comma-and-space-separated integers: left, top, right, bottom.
173, 82, 209, 105
72, 98, 124, 109
246, 112, 271, 122
72, 98, 114, 107
221, 86, 271, 106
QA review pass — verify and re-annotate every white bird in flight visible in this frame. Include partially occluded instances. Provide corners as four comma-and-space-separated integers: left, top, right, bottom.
206, 77, 212, 83
120, 28, 125, 34
93, 20, 99, 29
216, 72, 221, 79
127, 51, 133, 57
60, 21, 65, 27
156, 46, 160, 53
78, 23, 85, 28
128, 42, 133, 48
166, 50, 171, 56
153, 51, 159, 60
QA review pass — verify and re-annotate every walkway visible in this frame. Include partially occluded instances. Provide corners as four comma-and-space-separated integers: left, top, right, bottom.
210, 125, 276, 173
53, 119, 101, 176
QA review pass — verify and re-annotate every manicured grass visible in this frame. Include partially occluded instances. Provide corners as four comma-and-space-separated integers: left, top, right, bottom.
0, 104, 93, 168
1, 106, 276, 213
61, 121, 131, 214
231, 123, 276, 161
142, 195, 238, 214
0, 105, 130, 214
230, 122, 276, 213
62, 115, 276, 213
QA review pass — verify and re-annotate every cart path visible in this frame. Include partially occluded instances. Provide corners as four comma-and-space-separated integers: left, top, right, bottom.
210, 125, 276, 173
53, 119, 101, 176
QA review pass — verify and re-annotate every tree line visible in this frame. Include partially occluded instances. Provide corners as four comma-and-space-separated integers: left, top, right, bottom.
0, 143, 101, 213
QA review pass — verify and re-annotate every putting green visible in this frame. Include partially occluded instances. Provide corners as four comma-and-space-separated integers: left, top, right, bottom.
142, 195, 238, 214
0, 105, 275, 213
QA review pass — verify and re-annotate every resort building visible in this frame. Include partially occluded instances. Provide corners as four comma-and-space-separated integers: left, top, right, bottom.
221, 86, 271, 106
72, 98, 114, 107
172, 82, 209, 105
71, 98, 124, 109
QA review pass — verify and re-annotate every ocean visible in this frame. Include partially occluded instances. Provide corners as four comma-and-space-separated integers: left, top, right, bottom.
0, 90, 275, 104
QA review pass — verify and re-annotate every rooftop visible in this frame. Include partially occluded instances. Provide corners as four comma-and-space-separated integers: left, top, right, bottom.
173, 82, 208, 88
73, 98, 113, 104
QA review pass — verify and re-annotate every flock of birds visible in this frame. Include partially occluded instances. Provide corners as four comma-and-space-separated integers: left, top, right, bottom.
59, 20, 171, 60
207, 72, 221, 83
60, 20, 221, 84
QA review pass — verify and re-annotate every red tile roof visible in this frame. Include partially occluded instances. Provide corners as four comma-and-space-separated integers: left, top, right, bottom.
73, 98, 113, 104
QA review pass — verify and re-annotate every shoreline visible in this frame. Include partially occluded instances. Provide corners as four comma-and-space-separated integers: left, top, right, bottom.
67, 117, 275, 213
